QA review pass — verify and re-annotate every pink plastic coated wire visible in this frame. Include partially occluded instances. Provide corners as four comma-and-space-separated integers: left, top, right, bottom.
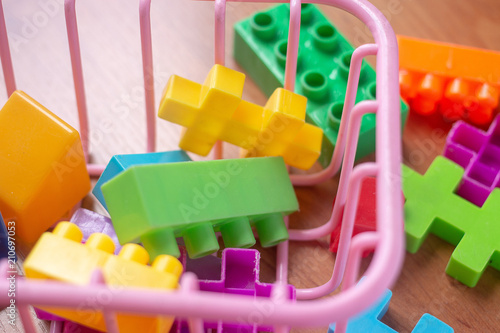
0, 0, 15, 96
284, 0, 301, 91
0, 0, 405, 329
212, 0, 226, 159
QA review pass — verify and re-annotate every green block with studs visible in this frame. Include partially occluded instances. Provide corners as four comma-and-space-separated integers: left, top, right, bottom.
101, 157, 298, 260
234, 4, 409, 166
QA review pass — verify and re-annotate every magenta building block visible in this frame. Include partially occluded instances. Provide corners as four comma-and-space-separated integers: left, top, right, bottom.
443, 115, 500, 206
34, 308, 64, 321
174, 249, 295, 333
69, 208, 122, 254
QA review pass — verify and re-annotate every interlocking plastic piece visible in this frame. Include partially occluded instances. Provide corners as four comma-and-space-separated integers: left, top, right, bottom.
63, 321, 101, 333
102, 157, 298, 259
402, 157, 500, 287
179, 248, 296, 333
328, 289, 453, 332
0, 212, 9, 259
24, 222, 183, 332
34, 308, 64, 321
398, 35, 500, 125
329, 177, 377, 257
69, 208, 121, 254
233, 4, 409, 166
158, 64, 323, 170
443, 115, 500, 207
0, 91, 90, 243
93, 150, 191, 210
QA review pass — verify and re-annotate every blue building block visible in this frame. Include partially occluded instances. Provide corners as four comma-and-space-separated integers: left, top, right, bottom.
93, 150, 191, 210
0, 212, 9, 259
328, 289, 453, 333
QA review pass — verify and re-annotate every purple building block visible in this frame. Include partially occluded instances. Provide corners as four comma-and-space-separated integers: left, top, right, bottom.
63, 320, 102, 333
173, 249, 295, 333
443, 115, 500, 206
69, 208, 122, 254
34, 308, 64, 321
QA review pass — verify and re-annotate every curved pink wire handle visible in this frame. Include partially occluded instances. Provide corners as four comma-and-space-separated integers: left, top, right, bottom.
284, 0, 301, 91
0, 0, 15, 97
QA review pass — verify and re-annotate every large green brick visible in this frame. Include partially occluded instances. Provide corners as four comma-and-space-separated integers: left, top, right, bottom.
102, 157, 298, 259
234, 4, 409, 166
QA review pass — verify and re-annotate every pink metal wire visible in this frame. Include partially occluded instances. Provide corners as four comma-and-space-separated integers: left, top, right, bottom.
284, 0, 301, 91
0, 0, 15, 96
0, 0, 404, 331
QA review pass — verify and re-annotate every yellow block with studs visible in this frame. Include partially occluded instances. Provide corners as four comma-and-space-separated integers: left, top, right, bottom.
24, 222, 183, 332
158, 65, 322, 170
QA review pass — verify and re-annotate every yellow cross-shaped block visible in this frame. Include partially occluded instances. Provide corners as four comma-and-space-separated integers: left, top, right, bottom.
158, 65, 323, 170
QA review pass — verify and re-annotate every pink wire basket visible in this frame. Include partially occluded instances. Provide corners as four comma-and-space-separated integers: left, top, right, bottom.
0, 0, 405, 332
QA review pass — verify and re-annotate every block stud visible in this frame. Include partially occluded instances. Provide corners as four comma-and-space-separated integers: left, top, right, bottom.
141, 228, 180, 260
53, 222, 83, 242
118, 243, 149, 264
301, 71, 328, 102
253, 213, 289, 247
300, 4, 314, 24
251, 12, 276, 41
312, 23, 337, 52
152, 255, 183, 278
327, 102, 343, 130
183, 223, 219, 259
220, 217, 256, 249
86, 233, 115, 254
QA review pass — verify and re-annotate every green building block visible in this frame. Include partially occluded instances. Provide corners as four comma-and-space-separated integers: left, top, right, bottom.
101, 157, 298, 259
402, 156, 500, 287
234, 4, 409, 166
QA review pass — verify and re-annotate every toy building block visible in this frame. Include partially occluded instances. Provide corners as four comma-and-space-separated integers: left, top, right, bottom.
328, 289, 453, 332
101, 157, 298, 259
158, 64, 323, 170
0, 212, 10, 259
443, 115, 500, 207
24, 222, 183, 332
93, 150, 191, 210
69, 208, 122, 254
64, 321, 101, 333
233, 4, 409, 167
398, 35, 500, 125
0, 91, 90, 243
178, 248, 296, 333
402, 157, 500, 287
34, 308, 64, 321
329, 177, 377, 257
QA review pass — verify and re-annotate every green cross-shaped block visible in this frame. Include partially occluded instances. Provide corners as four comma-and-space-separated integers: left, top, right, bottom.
403, 156, 500, 287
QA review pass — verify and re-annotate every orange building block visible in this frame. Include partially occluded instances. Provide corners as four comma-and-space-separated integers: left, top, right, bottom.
24, 222, 183, 332
398, 35, 500, 125
0, 91, 90, 243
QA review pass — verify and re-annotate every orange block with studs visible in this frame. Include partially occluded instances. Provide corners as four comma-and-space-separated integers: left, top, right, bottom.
398, 35, 500, 125
24, 222, 183, 332
0, 91, 90, 243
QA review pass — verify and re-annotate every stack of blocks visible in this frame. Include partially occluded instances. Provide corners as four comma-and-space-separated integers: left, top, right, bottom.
0, 91, 90, 243
233, 4, 409, 166
101, 157, 299, 259
158, 64, 323, 170
398, 35, 500, 125
24, 222, 183, 332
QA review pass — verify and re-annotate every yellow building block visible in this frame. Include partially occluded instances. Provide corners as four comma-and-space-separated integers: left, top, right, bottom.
158, 65, 323, 170
24, 222, 183, 332
0, 91, 90, 243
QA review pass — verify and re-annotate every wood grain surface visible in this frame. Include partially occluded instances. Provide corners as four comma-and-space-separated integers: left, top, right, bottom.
0, 0, 499, 332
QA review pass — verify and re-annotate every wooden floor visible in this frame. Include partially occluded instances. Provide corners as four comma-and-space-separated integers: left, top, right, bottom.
0, 0, 499, 332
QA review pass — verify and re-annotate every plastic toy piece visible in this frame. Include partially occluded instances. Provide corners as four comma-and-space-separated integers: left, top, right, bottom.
158, 64, 323, 170
443, 115, 500, 207
398, 35, 500, 125
0, 212, 9, 259
24, 222, 183, 332
69, 208, 122, 254
328, 289, 453, 332
102, 157, 298, 259
329, 177, 377, 257
402, 157, 500, 287
233, 4, 409, 166
93, 150, 191, 210
64, 321, 101, 333
0, 91, 90, 243
34, 308, 63, 321
178, 248, 296, 333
